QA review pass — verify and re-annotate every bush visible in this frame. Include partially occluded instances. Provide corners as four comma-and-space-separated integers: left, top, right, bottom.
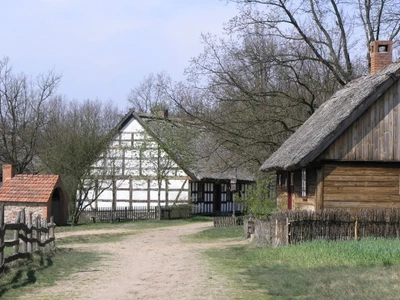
239, 178, 276, 218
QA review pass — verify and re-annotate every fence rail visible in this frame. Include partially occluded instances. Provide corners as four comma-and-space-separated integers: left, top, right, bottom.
253, 209, 400, 246
213, 216, 244, 227
80, 206, 157, 223
0, 204, 55, 272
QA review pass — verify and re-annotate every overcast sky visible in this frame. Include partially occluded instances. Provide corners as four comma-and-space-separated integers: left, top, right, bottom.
0, 0, 238, 111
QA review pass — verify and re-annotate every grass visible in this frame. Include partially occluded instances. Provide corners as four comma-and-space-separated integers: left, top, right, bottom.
205, 238, 400, 299
188, 226, 244, 241
0, 249, 102, 299
56, 216, 213, 233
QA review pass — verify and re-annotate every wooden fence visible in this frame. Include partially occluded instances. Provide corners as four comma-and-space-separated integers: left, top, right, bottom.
0, 205, 55, 272
80, 206, 157, 223
213, 216, 244, 227
252, 209, 400, 246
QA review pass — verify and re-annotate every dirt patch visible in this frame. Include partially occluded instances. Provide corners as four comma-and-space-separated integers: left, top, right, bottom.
21, 222, 247, 300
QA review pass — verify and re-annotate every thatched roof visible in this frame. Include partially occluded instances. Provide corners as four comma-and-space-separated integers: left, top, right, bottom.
261, 61, 400, 171
116, 110, 255, 182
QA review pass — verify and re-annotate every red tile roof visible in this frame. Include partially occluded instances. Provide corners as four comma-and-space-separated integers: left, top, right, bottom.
0, 174, 61, 203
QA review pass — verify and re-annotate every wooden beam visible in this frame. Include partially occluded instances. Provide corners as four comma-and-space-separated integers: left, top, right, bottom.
316, 168, 324, 210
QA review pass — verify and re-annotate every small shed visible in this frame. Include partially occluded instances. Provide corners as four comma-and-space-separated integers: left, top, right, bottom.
261, 41, 400, 211
0, 164, 68, 225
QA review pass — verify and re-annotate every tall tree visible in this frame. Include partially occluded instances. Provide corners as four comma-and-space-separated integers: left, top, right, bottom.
39, 98, 120, 224
0, 57, 61, 174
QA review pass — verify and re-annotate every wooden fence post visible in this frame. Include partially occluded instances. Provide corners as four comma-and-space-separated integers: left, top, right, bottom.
20, 209, 27, 253
27, 212, 33, 253
43, 219, 49, 253
0, 204, 5, 272
49, 216, 55, 251
354, 216, 358, 241
13, 211, 21, 256
36, 215, 41, 252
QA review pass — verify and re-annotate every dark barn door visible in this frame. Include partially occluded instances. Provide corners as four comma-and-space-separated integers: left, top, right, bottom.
51, 189, 61, 224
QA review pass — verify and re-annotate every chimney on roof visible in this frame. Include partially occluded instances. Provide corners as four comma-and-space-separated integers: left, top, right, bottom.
370, 40, 393, 74
154, 109, 168, 119
2, 164, 15, 181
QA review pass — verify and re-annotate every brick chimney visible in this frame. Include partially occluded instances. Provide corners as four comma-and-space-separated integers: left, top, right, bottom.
2, 164, 15, 181
370, 40, 393, 74
154, 109, 168, 118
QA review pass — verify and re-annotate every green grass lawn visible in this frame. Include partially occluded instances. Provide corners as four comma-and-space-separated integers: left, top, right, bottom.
55, 216, 213, 233
0, 249, 102, 299
205, 236, 400, 299
187, 225, 244, 241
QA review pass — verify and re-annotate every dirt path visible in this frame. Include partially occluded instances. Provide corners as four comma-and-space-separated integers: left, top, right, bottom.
22, 222, 247, 300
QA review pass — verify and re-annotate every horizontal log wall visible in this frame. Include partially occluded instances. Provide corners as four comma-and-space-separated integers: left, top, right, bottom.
323, 164, 400, 209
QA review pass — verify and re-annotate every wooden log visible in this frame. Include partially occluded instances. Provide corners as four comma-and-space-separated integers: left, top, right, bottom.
20, 209, 27, 253
49, 216, 55, 250
36, 215, 41, 252
43, 219, 49, 253
13, 211, 21, 256
27, 212, 33, 253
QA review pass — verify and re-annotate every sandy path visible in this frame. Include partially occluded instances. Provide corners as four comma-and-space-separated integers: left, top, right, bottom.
21, 222, 246, 300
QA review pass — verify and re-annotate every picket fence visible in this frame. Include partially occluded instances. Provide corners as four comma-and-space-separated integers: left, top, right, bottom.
0, 204, 55, 272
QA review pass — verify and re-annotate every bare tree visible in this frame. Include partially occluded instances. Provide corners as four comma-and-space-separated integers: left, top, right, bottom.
0, 57, 61, 174
39, 98, 121, 224
228, 0, 400, 78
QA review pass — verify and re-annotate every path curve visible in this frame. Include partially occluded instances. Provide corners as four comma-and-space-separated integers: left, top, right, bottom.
21, 222, 246, 300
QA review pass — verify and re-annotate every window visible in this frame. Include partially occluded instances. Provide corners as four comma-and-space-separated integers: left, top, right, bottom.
301, 168, 307, 199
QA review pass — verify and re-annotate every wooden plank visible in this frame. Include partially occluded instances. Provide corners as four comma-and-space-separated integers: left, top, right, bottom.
316, 168, 324, 210
325, 175, 398, 182
324, 186, 399, 194
325, 201, 400, 209
387, 85, 394, 159
394, 89, 400, 160
324, 194, 400, 201
323, 165, 400, 175
324, 181, 397, 187
379, 92, 386, 160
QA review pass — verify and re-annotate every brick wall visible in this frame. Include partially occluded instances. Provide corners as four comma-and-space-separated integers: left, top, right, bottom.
370, 40, 393, 74
4, 203, 46, 224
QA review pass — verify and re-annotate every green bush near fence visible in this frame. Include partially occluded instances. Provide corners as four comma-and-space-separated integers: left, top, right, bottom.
238, 178, 276, 218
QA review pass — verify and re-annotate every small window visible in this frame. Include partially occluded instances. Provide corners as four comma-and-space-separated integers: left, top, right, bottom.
301, 168, 307, 200
378, 45, 388, 52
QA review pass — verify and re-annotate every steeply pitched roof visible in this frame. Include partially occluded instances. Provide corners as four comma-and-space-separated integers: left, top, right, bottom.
0, 174, 61, 203
261, 61, 400, 171
116, 110, 255, 181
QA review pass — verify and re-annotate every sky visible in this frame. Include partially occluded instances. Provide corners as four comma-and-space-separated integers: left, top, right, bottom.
0, 0, 239, 111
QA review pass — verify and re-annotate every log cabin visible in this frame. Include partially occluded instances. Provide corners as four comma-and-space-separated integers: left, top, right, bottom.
261, 41, 400, 211
86, 110, 255, 214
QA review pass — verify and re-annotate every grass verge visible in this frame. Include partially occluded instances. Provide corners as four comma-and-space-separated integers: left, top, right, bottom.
205, 238, 400, 299
0, 248, 101, 299
56, 217, 213, 233
187, 226, 244, 241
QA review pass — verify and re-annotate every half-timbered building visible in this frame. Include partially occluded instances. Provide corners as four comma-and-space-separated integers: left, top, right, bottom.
88, 110, 255, 214
261, 41, 400, 211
